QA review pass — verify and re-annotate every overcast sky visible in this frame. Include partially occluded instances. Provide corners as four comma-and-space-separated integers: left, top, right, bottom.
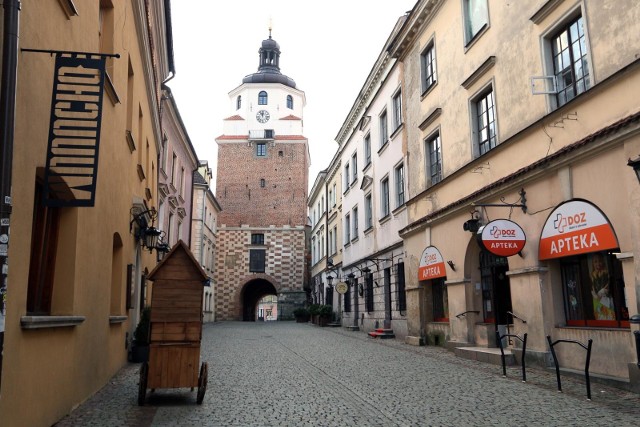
169, 1, 417, 190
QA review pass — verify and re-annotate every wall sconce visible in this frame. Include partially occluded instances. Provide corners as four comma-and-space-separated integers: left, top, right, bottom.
130, 207, 163, 253
326, 275, 334, 287
447, 260, 456, 271
628, 155, 640, 184
463, 210, 481, 233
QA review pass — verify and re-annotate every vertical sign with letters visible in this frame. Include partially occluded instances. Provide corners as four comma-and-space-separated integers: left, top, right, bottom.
43, 54, 106, 207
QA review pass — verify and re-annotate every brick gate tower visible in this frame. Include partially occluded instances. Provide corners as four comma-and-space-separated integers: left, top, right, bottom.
214, 30, 309, 321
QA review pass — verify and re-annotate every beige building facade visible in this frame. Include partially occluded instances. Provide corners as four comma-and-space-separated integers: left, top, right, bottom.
390, 0, 640, 388
0, 1, 173, 425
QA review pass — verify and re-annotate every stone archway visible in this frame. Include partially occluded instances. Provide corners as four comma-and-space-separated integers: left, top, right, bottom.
240, 278, 278, 321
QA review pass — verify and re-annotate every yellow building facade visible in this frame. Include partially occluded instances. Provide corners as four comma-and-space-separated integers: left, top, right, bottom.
0, 1, 173, 425
391, 0, 640, 389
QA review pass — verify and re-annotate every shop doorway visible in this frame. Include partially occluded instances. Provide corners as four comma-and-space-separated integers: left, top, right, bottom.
241, 278, 277, 321
479, 250, 512, 328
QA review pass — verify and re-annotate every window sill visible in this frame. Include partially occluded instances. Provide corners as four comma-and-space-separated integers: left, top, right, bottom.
104, 72, 121, 106
390, 123, 404, 141
21, 315, 86, 329
351, 236, 359, 244
109, 315, 128, 324
379, 214, 391, 225
364, 226, 374, 235
421, 81, 438, 100
377, 141, 389, 155
392, 204, 406, 216
464, 23, 489, 52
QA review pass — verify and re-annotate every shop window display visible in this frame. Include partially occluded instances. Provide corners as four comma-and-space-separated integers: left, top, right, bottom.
561, 251, 628, 328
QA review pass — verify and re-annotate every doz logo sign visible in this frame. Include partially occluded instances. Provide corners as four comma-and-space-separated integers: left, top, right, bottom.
553, 212, 587, 234
479, 219, 526, 257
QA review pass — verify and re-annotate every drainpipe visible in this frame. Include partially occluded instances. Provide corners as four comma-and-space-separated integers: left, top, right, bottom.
0, 0, 21, 391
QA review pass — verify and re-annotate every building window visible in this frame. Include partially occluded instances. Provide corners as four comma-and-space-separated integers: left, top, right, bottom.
379, 110, 388, 148
332, 183, 337, 206
27, 182, 60, 314
396, 263, 406, 312
426, 132, 442, 185
352, 206, 358, 239
249, 249, 266, 273
256, 142, 267, 157
561, 252, 628, 328
286, 95, 293, 109
365, 193, 373, 230
473, 88, 497, 156
170, 152, 177, 184
395, 163, 405, 208
258, 91, 268, 105
344, 163, 350, 190
260, 178, 265, 188
345, 213, 351, 243
463, 0, 488, 45
251, 233, 264, 245
351, 153, 358, 183
551, 15, 590, 107
380, 177, 390, 218
432, 278, 448, 321
364, 134, 371, 167
365, 273, 374, 313
332, 226, 337, 254
236, 95, 242, 110
311, 236, 316, 263
392, 90, 402, 130
421, 42, 437, 93
328, 229, 333, 255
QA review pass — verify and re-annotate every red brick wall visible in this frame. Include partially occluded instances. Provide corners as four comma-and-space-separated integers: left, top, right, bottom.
216, 139, 309, 227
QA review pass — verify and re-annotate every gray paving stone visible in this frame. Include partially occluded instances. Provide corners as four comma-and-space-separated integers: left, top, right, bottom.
55, 322, 640, 426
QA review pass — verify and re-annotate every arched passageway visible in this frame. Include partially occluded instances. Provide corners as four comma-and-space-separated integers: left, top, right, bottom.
241, 278, 277, 321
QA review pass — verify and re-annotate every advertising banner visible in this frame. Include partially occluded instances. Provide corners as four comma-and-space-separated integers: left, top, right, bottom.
479, 219, 526, 257
539, 199, 618, 260
418, 246, 447, 281
44, 54, 106, 207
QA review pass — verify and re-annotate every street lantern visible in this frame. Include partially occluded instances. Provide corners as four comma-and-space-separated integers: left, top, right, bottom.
628, 155, 640, 184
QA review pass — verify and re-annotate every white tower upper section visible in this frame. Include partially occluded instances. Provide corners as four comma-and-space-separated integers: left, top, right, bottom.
222, 31, 306, 138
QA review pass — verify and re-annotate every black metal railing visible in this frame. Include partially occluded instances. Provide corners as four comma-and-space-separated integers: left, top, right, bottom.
546, 336, 593, 400
496, 331, 527, 382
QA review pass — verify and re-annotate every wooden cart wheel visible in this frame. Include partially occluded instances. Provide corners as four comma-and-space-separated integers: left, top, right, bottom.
196, 362, 208, 404
138, 362, 148, 406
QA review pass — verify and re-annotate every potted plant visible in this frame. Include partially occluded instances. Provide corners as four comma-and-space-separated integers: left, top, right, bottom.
308, 304, 320, 324
293, 307, 310, 323
130, 306, 151, 363
318, 305, 332, 327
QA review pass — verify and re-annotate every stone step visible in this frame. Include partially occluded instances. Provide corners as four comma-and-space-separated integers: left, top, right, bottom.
454, 346, 515, 366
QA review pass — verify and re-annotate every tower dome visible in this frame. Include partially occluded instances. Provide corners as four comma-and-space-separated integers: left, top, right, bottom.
242, 30, 296, 88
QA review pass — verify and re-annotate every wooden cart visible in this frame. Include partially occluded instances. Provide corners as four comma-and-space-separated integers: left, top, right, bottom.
138, 240, 209, 405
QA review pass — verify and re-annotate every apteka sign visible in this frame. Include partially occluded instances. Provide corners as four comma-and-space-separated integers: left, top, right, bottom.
539, 199, 618, 260
479, 219, 526, 257
418, 246, 447, 281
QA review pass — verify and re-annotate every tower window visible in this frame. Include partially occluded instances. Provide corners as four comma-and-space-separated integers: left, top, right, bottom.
256, 143, 266, 157
286, 95, 293, 109
236, 95, 242, 110
258, 91, 268, 105
260, 178, 266, 188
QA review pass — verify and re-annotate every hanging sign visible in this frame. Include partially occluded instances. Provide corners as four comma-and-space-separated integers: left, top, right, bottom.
478, 219, 526, 257
335, 281, 349, 295
43, 54, 107, 207
539, 199, 618, 260
418, 246, 447, 281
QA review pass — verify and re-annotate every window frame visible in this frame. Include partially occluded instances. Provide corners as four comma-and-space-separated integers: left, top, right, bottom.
365, 193, 373, 230
286, 95, 293, 109
394, 162, 405, 208
421, 40, 437, 95
470, 83, 497, 158
380, 176, 390, 219
392, 89, 402, 131
462, 0, 489, 46
379, 109, 388, 150
258, 91, 268, 105
256, 142, 267, 157
352, 206, 359, 240
426, 130, 443, 186
251, 233, 265, 245
351, 152, 358, 184
364, 133, 372, 167
249, 249, 266, 273
344, 213, 351, 243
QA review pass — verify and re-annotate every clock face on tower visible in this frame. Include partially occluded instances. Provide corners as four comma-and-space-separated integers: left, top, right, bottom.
256, 110, 270, 123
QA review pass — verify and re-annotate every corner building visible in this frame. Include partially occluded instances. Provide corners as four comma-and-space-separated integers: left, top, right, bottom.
390, 0, 640, 390
214, 32, 309, 321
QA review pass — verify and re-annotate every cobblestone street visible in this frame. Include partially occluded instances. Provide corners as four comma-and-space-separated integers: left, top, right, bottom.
56, 322, 640, 426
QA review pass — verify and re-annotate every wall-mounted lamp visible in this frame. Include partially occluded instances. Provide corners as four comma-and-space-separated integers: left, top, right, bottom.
463, 211, 481, 233
628, 155, 640, 184
130, 207, 164, 254
447, 260, 456, 271
326, 275, 334, 287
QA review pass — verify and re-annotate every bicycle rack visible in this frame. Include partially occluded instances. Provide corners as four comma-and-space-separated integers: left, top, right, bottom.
546, 336, 593, 400
496, 331, 527, 382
